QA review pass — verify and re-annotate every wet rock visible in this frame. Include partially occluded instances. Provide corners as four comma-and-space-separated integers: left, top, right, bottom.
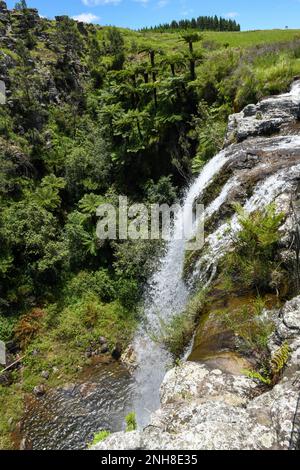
19, 438, 27, 451
111, 344, 122, 360
78, 382, 97, 398
121, 344, 137, 373
61, 383, 76, 394
33, 385, 46, 397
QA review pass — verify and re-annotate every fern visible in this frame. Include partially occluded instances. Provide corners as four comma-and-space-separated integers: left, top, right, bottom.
243, 369, 271, 385
271, 341, 290, 374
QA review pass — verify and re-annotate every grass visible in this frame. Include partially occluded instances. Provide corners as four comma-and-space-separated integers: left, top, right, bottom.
0, 383, 24, 450
119, 28, 300, 56
89, 430, 111, 447
125, 412, 137, 432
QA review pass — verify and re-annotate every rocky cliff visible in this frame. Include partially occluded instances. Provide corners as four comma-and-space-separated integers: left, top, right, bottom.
92, 80, 300, 451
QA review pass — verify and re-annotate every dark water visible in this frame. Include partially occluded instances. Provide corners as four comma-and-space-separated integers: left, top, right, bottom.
21, 362, 135, 450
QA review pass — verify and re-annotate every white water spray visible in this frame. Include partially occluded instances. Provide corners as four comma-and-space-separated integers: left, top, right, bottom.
132, 149, 229, 427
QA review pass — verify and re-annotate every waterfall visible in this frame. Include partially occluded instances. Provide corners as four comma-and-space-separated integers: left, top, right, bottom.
131, 82, 300, 428
132, 149, 229, 427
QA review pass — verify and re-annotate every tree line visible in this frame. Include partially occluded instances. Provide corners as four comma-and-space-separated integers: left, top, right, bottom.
140, 15, 241, 33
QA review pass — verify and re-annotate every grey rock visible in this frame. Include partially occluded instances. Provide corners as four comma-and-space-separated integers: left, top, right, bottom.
100, 344, 109, 354
93, 361, 298, 450
99, 336, 108, 345
225, 80, 300, 145
41, 370, 50, 380
92, 431, 142, 451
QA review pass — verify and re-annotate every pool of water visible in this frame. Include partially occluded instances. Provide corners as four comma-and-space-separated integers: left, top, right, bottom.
20, 361, 135, 450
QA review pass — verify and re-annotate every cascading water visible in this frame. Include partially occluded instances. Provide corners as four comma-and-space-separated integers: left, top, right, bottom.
132, 149, 230, 427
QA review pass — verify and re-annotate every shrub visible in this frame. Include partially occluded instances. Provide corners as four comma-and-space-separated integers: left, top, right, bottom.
64, 270, 116, 304
244, 340, 290, 386
14, 308, 45, 349
221, 204, 285, 293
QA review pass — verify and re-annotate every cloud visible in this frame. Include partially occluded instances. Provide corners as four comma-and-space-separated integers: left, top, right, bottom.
133, 0, 149, 5
157, 0, 169, 8
72, 12, 100, 23
82, 0, 122, 6
224, 12, 239, 19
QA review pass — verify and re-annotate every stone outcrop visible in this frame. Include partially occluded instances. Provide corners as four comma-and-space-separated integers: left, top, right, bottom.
226, 80, 300, 144
92, 296, 300, 450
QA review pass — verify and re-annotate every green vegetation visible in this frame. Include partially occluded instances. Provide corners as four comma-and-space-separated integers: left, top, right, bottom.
164, 205, 287, 361
140, 15, 240, 33
244, 341, 290, 386
89, 430, 111, 447
125, 412, 137, 432
221, 204, 286, 293
158, 289, 207, 358
222, 297, 275, 353
1, 5, 300, 448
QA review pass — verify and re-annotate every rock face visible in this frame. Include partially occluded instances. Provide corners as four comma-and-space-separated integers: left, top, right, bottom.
92, 83, 300, 451
189, 81, 300, 284
93, 296, 300, 450
226, 80, 300, 144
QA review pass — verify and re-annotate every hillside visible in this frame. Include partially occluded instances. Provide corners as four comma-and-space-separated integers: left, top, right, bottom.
1, 1, 300, 450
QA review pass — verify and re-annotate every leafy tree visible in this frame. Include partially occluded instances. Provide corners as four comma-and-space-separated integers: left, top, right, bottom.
181, 32, 203, 53
14, 0, 27, 10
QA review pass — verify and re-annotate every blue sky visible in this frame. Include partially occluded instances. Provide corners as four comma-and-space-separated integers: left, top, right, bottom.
5, 0, 300, 30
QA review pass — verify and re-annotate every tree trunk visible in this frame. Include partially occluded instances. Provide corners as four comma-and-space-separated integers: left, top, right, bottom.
150, 50, 155, 68
190, 59, 196, 80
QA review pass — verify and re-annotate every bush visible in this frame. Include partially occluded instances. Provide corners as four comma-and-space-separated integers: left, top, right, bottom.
14, 308, 45, 349
64, 270, 116, 304
221, 204, 285, 293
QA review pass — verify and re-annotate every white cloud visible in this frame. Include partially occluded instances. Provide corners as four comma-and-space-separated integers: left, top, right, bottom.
157, 0, 169, 8
82, 0, 122, 6
224, 12, 239, 19
72, 12, 100, 23
133, 0, 149, 5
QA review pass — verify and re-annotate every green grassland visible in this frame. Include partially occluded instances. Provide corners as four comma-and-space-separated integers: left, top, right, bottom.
120, 28, 300, 53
